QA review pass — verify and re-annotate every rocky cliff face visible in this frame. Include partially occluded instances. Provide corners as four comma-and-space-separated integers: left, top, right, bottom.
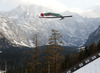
85, 26, 100, 46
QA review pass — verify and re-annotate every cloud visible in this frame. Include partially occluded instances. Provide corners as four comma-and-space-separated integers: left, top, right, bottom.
66, 4, 100, 18
2, 0, 22, 4
2, 0, 67, 12
29, 0, 67, 12
81, 4, 100, 18
2, 0, 100, 18
68, 8, 84, 14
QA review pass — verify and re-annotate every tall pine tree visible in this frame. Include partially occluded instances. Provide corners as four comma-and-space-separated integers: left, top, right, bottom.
44, 29, 64, 73
27, 34, 40, 73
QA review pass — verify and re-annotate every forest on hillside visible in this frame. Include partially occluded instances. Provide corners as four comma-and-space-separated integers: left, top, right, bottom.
0, 29, 100, 73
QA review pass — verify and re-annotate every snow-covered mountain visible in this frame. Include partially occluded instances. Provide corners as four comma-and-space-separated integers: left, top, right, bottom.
1, 4, 100, 47
0, 13, 30, 46
85, 25, 100, 46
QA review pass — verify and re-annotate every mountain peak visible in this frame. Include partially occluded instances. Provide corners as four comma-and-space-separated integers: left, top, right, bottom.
14, 4, 54, 13
1, 5, 100, 47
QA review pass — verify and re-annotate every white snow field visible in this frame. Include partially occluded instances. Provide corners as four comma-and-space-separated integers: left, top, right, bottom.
73, 58, 100, 73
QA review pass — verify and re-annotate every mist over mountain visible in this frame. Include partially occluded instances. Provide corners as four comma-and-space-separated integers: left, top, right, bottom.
0, 4, 100, 47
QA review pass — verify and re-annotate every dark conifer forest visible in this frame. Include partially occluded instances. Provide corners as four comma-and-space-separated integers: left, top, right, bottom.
0, 30, 100, 73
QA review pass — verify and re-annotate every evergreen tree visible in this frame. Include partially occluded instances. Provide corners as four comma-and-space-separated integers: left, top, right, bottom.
89, 43, 97, 54
27, 34, 40, 73
78, 50, 84, 61
84, 46, 90, 57
61, 54, 70, 70
71, 52, 78, 65
44, 29, 64, 73
97, 40, 100, 50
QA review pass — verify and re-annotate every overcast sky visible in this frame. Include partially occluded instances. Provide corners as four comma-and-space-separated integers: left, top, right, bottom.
0, 0, 100, 18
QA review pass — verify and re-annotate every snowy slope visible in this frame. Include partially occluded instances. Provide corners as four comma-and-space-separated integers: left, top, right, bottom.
74, 58, 100, 73
1, 4, 100, 47
0, 13, 30, 46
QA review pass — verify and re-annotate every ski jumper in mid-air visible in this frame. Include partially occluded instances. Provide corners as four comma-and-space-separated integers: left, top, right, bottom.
39, 12, 72, 20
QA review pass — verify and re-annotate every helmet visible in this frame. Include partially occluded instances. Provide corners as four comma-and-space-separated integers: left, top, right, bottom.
41, 13, 44, 16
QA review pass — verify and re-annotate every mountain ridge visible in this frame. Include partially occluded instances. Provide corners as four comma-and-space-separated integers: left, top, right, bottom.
1, 4, 100, 47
